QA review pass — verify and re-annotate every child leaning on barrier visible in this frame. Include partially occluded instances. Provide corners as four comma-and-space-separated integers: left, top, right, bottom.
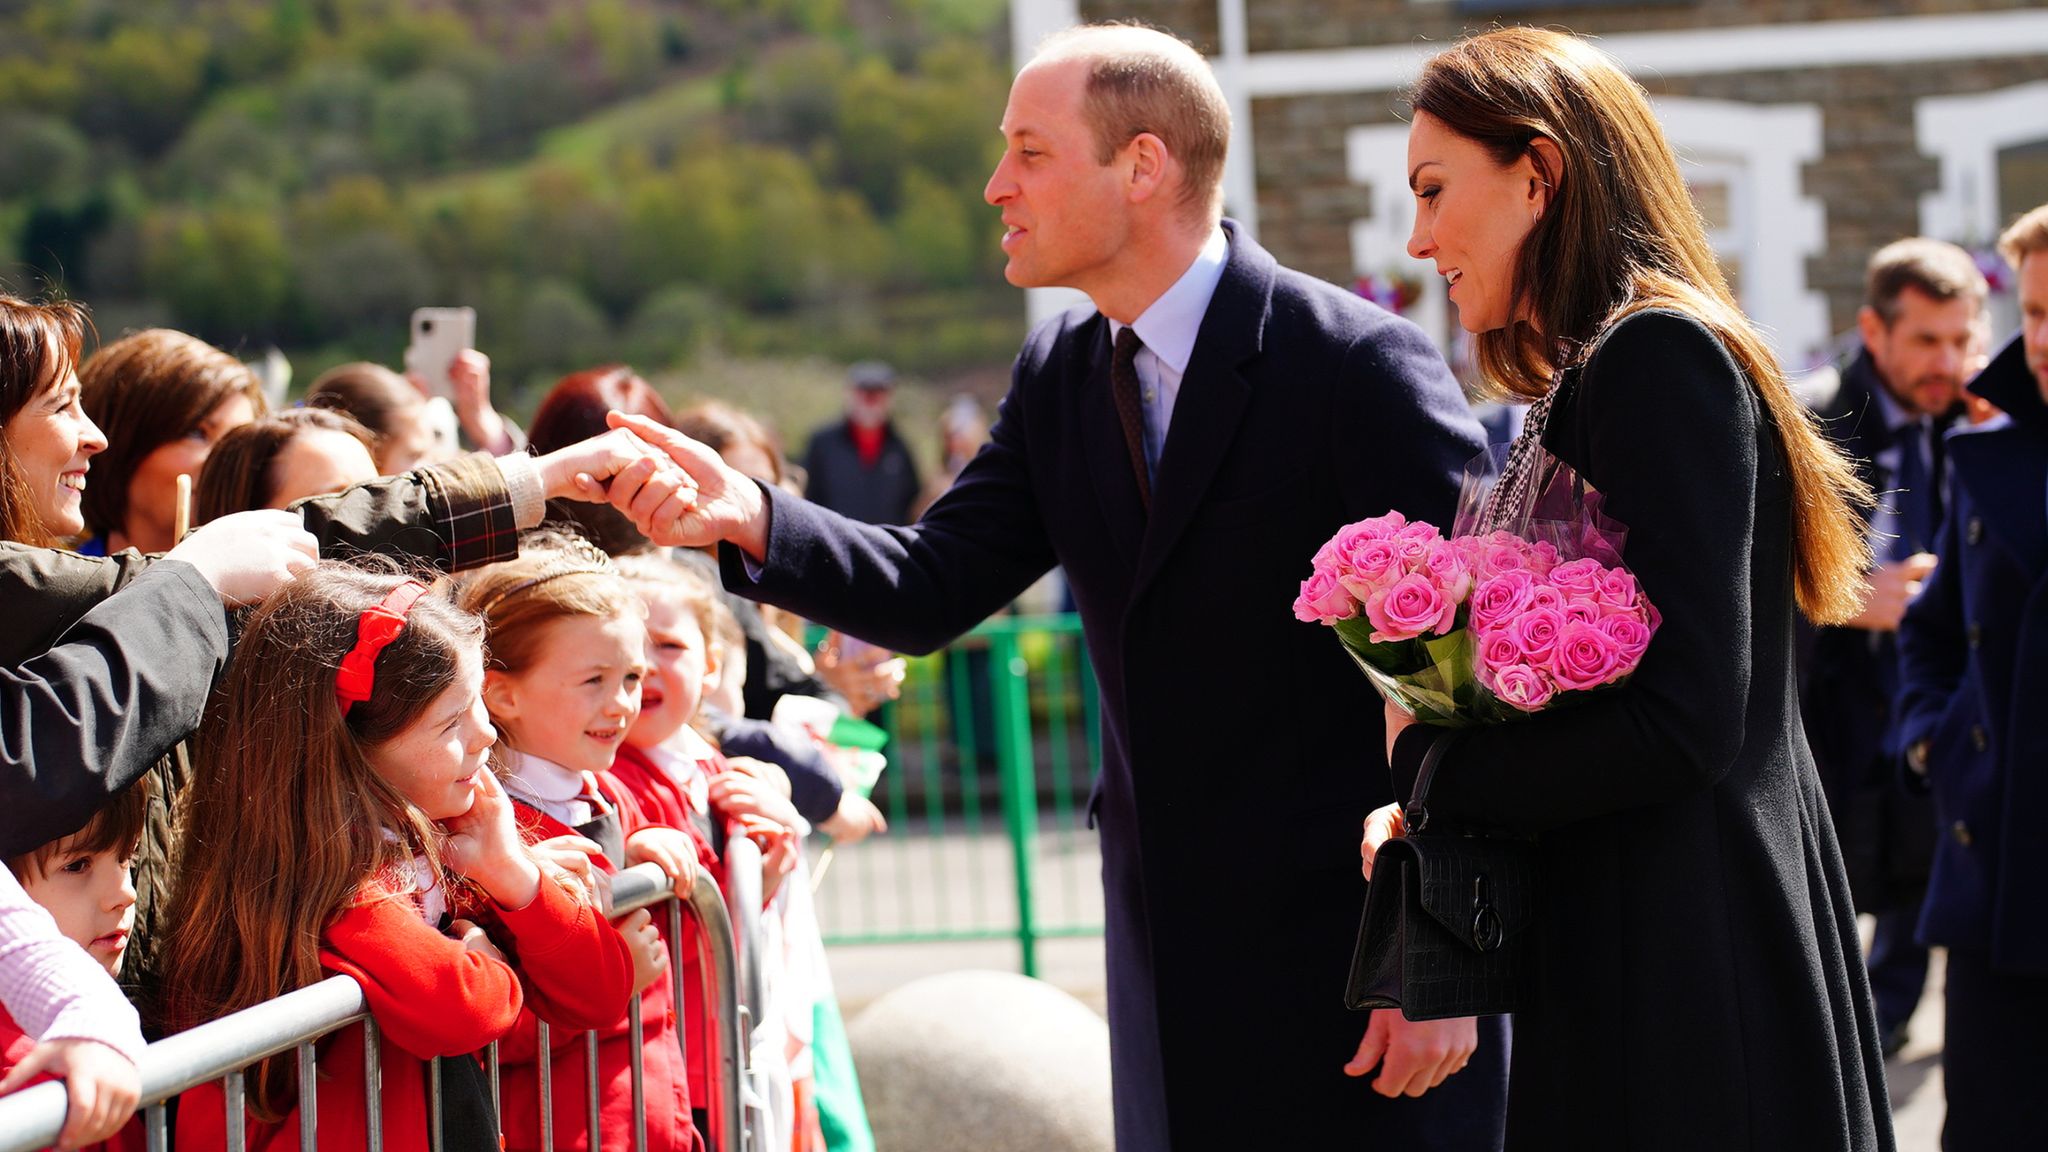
460, 542, 704, 1152
0, 787, 149, 1152
159, 563, 634, 1152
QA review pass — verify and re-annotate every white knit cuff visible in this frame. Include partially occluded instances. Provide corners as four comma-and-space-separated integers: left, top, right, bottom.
495, 452, 546, 529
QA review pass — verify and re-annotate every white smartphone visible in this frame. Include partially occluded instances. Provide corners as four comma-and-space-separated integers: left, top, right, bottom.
403, 306, 475, 401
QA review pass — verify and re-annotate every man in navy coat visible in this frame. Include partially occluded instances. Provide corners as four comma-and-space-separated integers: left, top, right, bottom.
1898, 202, 2048, 1149
608, 24, 1502, 1149
1799, 238, 1985, 1054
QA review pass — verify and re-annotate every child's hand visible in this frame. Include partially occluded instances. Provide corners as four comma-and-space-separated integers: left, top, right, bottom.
444, 772, 542, 911
614, 907, 667, 994
733, 814, 798, 905
624, 827, 699, 890
449, 918, 507, 963
819, 792, 887, 845
0, 1038, 139, 1150
723, 755, 792, 797
710, 769, 802, 833
527, 835, 605, 907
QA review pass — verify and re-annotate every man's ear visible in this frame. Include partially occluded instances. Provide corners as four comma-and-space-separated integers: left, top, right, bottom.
1525, 136, 1564, 215
1125, 131, 1173, 205
1857, 305, 1888, 355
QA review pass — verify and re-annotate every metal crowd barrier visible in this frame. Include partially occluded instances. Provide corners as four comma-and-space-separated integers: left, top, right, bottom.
0, 865, 745, 1152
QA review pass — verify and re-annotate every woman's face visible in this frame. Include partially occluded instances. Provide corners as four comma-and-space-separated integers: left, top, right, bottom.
269, 428, 378, 509
127, 391, 256, 547
373, 397, 437, 476
1, 368, 106, 539
1405, 111, 1544, 334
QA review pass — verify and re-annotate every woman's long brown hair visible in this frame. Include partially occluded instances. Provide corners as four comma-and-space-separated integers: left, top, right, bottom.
1412, 28, 1872, 624
160, 561, 483, 1121
0, 295, 90, 547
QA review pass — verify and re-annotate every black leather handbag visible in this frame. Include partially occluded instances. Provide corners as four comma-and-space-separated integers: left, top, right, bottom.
1345, 734, 1538, 1020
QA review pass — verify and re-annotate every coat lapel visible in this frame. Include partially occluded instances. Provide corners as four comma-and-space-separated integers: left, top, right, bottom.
1079, 313, 1147, 573
1130, 222, 1275, 601
1947, 422, 2048, 574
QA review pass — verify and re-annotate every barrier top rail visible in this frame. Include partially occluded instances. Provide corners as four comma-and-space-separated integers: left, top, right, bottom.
0, 866, 742, 1152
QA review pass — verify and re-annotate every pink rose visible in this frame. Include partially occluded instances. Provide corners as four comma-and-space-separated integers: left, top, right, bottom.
1526, 584, 1565, 614
1526, 540, 1562, 575
1506, 607, 1566, 663
1474, 628, 1523, 680
1293, 567, 1357, 624
1391, 520, 1442, 562
1477, 542, 1533, 581
1596, 568, 1642, 614
1597, 614, 1653, 669
1350, 512, 1407, 541
1547, 557, 1604, 598
1560, 598, 1603, 627
1337, 538, 1405, 599
1549, 620, 1627, 692
1364, 572, 1457, 643
1469, 570, 1536, 633
1491, 663, 1556, 712
1421, 539, 1473, 602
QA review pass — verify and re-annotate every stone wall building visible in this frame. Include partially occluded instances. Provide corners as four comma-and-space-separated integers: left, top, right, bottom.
1011, 1, 2048, 373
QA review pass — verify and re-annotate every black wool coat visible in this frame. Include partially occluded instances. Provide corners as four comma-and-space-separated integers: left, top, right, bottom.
1393, 310, 1895, 1150
724, 222, 1510, 1150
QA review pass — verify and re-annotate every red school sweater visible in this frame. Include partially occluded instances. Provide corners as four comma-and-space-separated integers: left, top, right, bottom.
502, 777, 704, 1152
608, 743, 723, 1108
0, 1004, 143, 1152
175, 873, 624, 1152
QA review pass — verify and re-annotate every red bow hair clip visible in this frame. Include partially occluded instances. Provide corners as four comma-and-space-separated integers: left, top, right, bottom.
335, 581, 431, 716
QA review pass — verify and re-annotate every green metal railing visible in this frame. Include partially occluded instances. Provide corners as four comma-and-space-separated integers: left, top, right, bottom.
812, 613, 1103, 976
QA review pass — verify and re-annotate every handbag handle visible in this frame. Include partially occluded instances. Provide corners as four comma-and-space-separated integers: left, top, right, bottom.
1406, 732, 1461, 833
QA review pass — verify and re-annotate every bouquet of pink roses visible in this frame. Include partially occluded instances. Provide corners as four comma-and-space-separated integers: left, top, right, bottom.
1293, 448, 1659, 725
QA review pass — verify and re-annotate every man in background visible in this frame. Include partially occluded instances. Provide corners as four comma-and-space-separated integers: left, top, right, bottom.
803, 361, 922, 525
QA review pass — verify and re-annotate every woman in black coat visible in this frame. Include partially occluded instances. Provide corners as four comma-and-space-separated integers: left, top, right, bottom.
1364, 29, 1895, 1149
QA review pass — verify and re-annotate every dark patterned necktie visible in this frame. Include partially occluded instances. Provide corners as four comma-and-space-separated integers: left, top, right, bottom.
1112, 326, 1152, 511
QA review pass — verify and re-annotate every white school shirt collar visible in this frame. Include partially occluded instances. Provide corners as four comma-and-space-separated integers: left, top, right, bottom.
1107, 224, 1230, 379
501, 750, 600, 827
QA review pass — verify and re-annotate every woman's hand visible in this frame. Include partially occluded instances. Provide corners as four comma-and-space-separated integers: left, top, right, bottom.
624, 827, 699, 890
443, 771, 542, 911
613, 907, 667, 994
1344, 1010, 1478, 1098
604, 411, 767, 556
1361, 803, 1405, 881
710, 766, 803, 833
1383, 698, 1416, 766
0, 1038, 139, 1150
819, 792, 887, 844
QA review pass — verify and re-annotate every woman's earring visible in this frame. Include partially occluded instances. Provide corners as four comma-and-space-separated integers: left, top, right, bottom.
1533, 206, 1543, 224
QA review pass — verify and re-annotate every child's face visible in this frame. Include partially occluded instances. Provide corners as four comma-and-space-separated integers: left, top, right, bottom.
20, 838, 138, 977
628, 592, 710, 751
365, 645, 497, 822
487, 613, 648, 775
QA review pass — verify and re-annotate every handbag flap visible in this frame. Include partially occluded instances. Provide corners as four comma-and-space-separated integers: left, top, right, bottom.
1403, 833, 1536, 947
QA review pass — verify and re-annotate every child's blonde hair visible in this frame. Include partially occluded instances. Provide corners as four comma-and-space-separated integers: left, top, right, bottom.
459, 532, 645, 676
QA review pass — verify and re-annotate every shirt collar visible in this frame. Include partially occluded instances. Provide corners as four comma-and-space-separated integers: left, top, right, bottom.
503, 750, 585, 802
1868, 370, 1920, 436
1109, 225, 1229, 377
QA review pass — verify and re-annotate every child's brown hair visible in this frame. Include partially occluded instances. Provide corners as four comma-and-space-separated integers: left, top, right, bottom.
457, 532, 644, 677
6, 775, 152, 883
161, 560, 484, 1120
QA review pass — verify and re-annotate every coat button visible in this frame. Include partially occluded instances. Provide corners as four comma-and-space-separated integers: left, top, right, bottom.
1952, 820, 1973, 847
1971, 725, 1989, 752
1967, 517, 1983, 545
1968, 622, 1983, 650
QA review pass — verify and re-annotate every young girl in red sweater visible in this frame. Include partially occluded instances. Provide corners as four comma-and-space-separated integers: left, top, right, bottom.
160, 563, 634, 1152
460, 544, 703, 1152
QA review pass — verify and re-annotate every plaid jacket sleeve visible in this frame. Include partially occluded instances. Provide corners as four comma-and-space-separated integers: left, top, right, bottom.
292, 452, 521, 574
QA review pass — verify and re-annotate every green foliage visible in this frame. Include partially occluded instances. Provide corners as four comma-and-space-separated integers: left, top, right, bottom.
0, 0, 1025, 402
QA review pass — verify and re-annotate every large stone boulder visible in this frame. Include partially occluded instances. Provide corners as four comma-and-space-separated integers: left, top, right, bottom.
847, 970, 1113, 1152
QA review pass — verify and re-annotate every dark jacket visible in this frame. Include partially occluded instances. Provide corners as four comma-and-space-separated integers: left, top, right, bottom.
1797, 349, 1945, 908
802, 419, 921, 526
1897, 334, 2048, 975
725, 223, 1506, 1150
0, 452, 522, 1031
1392, 311, 1893, 1150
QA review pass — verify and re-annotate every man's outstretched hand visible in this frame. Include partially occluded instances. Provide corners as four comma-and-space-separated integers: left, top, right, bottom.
603, 411, 769, 557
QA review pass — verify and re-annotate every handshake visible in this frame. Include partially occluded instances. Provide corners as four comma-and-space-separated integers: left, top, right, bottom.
166, 414, 764, 607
